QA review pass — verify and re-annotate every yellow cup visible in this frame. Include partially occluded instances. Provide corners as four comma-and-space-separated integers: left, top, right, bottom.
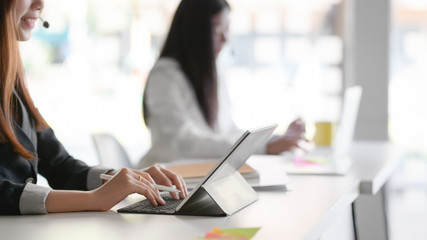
313, 121, 336, 146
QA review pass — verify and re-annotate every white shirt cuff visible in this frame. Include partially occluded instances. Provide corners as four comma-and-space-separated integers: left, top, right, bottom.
87, 167, 115, 190
19, 183, 52, 215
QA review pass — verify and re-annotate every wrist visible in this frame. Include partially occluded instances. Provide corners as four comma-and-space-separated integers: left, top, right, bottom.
45, 190, 100, 213
90, 187, 118, 212
86, 190, 101, 211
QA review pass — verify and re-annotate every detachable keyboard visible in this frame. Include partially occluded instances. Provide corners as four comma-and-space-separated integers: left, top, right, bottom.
117, 193, 183, 214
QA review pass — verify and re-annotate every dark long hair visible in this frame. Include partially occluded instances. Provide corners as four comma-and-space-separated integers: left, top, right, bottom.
143, 0, 230, 128
0, 0, 48, 160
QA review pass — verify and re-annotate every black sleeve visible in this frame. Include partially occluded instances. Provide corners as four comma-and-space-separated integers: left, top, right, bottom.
0, 141, 32, 215
37, 128, 91, 191
0, 179, 25, 215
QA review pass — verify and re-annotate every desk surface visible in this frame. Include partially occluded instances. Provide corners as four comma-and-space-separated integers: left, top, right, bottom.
0, 141, 399, 240
0, 176, 359, 240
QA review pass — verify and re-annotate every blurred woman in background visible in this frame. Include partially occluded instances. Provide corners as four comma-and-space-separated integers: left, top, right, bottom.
139, 0, 306, 168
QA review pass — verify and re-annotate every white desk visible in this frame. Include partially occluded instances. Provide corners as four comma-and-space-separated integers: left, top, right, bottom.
349, 141, 402, 240
0, 176, 359, 240
0, 141, 399, 240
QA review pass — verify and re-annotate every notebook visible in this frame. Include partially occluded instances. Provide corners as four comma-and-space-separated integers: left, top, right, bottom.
165, 161, 260, 189
117, 124, 277, 216
165, 160, 289, 191
165, 161, 258, 180
283, 86, 362, 175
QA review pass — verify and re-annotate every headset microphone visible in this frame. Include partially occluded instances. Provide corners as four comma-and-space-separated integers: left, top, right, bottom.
39, 17, 50, 29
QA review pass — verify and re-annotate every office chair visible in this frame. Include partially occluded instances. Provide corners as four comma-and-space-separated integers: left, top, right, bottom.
91, 133, 134, 169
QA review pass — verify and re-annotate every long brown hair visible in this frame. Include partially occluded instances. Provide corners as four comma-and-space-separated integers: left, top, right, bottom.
0, 0, 48, 159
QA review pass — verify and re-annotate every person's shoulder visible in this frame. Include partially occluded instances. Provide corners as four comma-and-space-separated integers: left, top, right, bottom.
152, 57, 181, 73
148, 57, 187, 85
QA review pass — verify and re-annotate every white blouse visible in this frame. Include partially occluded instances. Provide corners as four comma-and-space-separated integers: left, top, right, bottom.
137, 57, 265, 168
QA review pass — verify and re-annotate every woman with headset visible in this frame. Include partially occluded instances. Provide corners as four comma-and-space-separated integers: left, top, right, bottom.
0, 0, 187, 215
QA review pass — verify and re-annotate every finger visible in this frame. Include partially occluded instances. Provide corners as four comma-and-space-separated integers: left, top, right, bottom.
282, 137, 300, 149
145, 165, 187, 199
135, 173, 159, 194
141, 167, 185, 201
126, 170, 160, 197
146, 166, 173, 187
284, 134, 302, 140
135, 170, 156, 185
294, 118, 304, 125
290, 119, 306, 131
297, 139, 315, 152
174, 174, 187, 198
159, 168, 188, 199
134, 181, 166, 206
148, 166, 185, 199
290, 125, 305, 134
132, 174, 166, 205
115, 168, 163, 204
176, 175, 187, 198
154, 168, 179, 200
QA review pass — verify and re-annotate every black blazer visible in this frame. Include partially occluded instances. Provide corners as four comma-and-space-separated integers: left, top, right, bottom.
0, 93, 92, 215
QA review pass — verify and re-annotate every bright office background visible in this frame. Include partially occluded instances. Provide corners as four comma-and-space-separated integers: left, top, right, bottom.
20, 0, 427, 238
23, 0, 344, 165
